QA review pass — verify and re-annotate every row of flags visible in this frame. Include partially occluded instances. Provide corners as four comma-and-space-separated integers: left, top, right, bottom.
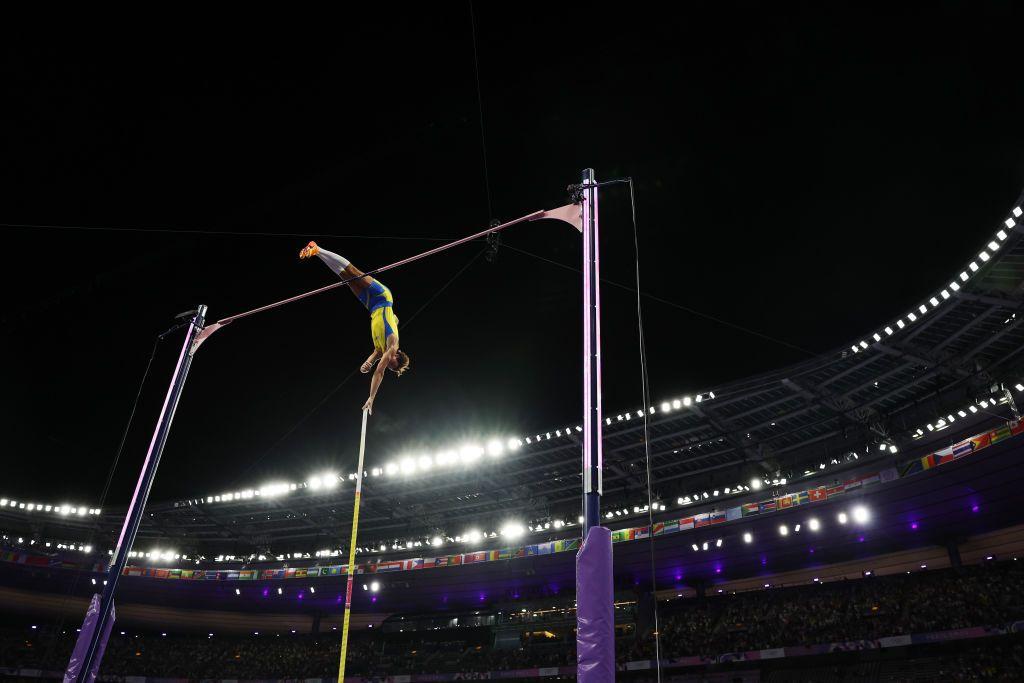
8, 421, 1019, 584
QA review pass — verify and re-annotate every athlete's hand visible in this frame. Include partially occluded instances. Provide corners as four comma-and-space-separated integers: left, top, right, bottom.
362, 397, 374, 415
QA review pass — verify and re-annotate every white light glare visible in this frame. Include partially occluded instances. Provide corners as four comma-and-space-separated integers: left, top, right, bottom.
838, 512, 848, 524
750, 478, 762, 491
808, 518, 820, 532
486, 440, 504, 457
370, 581, 380, 592
778, 525, 789, 537
743, 532, 753, 544
852, 506, 870, 524
500, 523, 525, 540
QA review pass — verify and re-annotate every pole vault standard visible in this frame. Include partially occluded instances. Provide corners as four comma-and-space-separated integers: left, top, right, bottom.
69, 306, 207, 683
336, 408, 369, 683
575, 169, 615, 682
66, 197, 593, 682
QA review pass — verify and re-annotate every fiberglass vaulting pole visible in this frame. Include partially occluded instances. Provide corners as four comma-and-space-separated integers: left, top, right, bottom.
337, 408, 369, 683
68, 306, 207, 683
576, 170, 615, 682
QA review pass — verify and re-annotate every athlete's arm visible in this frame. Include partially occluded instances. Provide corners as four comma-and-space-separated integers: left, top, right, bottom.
360, 350, 382, 374
362, 345, 394, 414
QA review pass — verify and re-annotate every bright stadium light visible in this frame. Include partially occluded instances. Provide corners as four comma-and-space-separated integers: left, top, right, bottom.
852, 506, 870, 524
431, 536, 442, 547
465, 530, 482, 543
370, 581, 380, 592
460, 445, 484, 463
400, 458, 416, 474
308, 476, 322, 490
837, 512, 848, 524
778, 525, 789, 537
750, 479, 762, 491
743, 532, 753, 544
486, 439, 504, 457
808, 518, 820, 532
385, 462, 399, 475
500, 522, 525, 540
418, 455, 433, 471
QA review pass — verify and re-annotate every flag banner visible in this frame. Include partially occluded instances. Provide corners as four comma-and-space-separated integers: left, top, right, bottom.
726, 507, 743, 521
808, 486, 827, 502
758, 500, 777, 514
694, 513, 712, 528
777, 496, 793, 509
742, 503, 761, 516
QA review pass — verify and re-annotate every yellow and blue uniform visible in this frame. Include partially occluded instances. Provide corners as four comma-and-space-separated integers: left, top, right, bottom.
360, 279, 399, 353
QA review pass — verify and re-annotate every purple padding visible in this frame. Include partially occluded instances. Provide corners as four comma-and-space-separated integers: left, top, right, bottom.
576, 526, 614, 682
64, 593, 115, 683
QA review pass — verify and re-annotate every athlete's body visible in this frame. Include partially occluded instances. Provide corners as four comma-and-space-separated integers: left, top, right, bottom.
299, 241, 410, 414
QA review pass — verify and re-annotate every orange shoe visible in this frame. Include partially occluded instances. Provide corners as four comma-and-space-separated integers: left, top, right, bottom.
299, 241, 320, 260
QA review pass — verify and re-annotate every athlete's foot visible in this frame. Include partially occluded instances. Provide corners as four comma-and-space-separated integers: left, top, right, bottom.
299, 241, 320, 260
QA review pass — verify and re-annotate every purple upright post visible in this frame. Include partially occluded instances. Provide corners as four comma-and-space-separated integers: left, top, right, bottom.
68, 306, 207, 683
577, 169, 614, 682
64, 594, 115, 683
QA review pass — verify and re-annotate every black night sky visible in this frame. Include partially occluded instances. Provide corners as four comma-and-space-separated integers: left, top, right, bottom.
3, 5, 1024, 507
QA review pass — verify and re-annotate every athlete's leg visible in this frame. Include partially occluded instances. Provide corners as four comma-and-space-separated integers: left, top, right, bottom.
300, 242, 372, 296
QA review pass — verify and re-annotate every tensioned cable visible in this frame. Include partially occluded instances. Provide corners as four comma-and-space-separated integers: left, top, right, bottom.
40, 335, 162, 668
468, 0, 493, 221
502, 243, 817, 357
229, 249, 488, 487
629, 178, 662, 681
213, 209, 546, 327
0, 221, 454, 241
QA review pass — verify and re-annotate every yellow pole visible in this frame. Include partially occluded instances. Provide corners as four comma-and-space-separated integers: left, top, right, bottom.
337, 408, 369, 683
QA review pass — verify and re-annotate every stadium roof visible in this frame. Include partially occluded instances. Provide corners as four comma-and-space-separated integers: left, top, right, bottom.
4, 191, 1024, 562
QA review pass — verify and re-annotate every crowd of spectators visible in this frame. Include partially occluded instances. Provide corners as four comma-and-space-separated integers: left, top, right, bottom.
2, 561, 1023, 679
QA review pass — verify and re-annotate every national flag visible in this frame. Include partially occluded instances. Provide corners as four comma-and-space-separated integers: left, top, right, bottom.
464, 551, 486, 564
1011, 421, 1024, 436
497, 548, 514, 561
742, 503, 760, 516
808, 487, 827, 503
408, 558, 424, 570
653, 522, 665, 536
758, 500, 777, 514
826, 485, 845, 497
636, 526, 650, 539
434, 556, 450, 568
708, 510, 727, 524
726, 507, 742, 521
611, 530, 630, 543
952, 438, 976, 458
167, 569, 181, 580
678, 516, 695, 530
694, 513, 712, 528
536, 542, 555, 555
294, 568, 308, 578
663, 520, 680, 534
777, 495, 793, 509
921, 454, 939, 470
989, 426, 1011, 444
181, 570, 194, 580
791, 491, 809, 506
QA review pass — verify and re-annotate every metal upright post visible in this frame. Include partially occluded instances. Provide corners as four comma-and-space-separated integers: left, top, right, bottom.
576, 169, 614, 683
69, 306, 207, 683
581, 168, 602, 535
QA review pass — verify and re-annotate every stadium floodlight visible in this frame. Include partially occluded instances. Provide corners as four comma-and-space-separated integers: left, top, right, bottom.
979, 251, 990, 262
940, 290, 950, 300
661, 402, 671, 413
321, 473, 337, 489
715, 538, 723, 548
907, 312, 917, 322
969, 261, 980, 272
235, 588, 240, 596
460, 445, 484, 463
743, 532, 753, 544
750, 478, 762, 491
385, 462, 399, 475
500, 523, 525, 540
418, 455, 433, 471
852, 506, 869, 524
369, 581, 380, 592
889, 445, 898, 454
465, 529, 482, 543
1015, 207, 1023, 218
691, 544, 699, 552
672, 399, 681, 409
400, 458, 416, 474
507, 438, 522, 451
837, 512, 848, 524
683, 396, 693, 406
277, 587, 282, 595
702, 542, 708, 551
431, 536, 442, 547
808, 518, 820, 532
778, 525, 788, 537
486, 439, 504, 457
308, 476, 322, 490
988, 241, 1000, 252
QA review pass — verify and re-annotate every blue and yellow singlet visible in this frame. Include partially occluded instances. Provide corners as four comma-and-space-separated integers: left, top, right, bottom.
360, 279, 399, 353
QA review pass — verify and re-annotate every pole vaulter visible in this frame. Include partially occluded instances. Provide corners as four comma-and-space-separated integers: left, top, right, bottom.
66, 178, 618, 683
